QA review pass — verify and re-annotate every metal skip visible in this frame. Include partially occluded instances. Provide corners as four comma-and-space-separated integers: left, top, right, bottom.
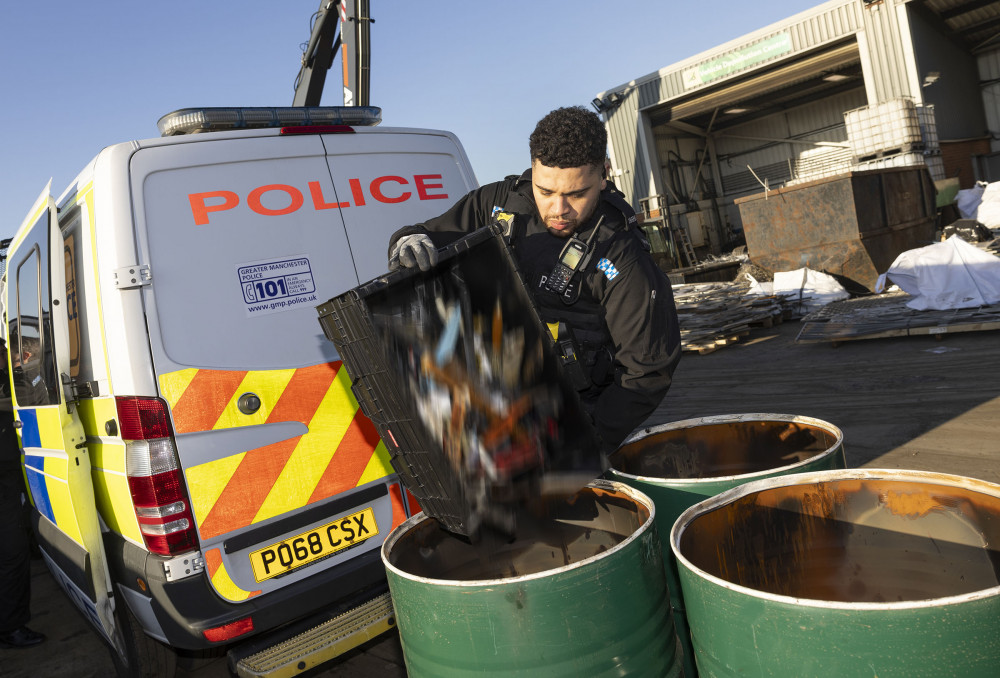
381, 480, 682, 677
671, 469, 1000, 677
606, 413, 847, 676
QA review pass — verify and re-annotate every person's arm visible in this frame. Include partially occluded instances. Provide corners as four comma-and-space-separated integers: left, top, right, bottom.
592, 236, 681, 449
387, 180, 514, 257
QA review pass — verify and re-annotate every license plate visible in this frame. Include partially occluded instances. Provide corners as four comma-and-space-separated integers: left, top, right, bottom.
249, 507, 379, 582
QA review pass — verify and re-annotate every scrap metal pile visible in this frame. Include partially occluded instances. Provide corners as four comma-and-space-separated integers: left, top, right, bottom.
320, 228, 601, 539
376, 280, 560, 508
672, 279, 800, 354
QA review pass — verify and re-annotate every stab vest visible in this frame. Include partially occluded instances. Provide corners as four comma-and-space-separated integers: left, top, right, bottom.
498, 174, 642, 390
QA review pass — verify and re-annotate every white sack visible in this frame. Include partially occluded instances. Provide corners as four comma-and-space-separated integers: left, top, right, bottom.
976, 181, 1000, 229
885, 235, 1000, 310
772, 268, 849, 313
957, 183, 985, 219
744, 272, 773, 296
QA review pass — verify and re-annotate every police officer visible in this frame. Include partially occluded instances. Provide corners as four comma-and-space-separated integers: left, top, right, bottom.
0, 337, 46, 648
388, 106, 681, 451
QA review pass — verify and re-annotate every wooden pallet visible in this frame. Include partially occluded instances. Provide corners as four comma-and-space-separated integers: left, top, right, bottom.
852, 142, 925, 163
682, 329, 751, 354
673, 279, 794, 354
795, 291, 1000, 345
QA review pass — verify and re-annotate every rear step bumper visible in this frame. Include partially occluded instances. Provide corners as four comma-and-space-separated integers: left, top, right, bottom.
232, 592, 396, 677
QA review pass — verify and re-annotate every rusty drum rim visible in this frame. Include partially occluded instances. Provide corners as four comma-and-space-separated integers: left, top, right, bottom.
381, 479, 657, 587
609, 413, 845, 485
669, 468, 1000, 610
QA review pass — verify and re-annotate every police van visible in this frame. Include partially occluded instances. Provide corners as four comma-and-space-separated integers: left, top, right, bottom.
3, 106, 477, 677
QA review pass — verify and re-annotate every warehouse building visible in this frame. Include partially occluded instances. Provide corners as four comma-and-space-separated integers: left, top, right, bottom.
595, 0, 1000, 268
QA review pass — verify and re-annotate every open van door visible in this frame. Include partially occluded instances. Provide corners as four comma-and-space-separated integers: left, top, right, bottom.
8, 186, 116, 644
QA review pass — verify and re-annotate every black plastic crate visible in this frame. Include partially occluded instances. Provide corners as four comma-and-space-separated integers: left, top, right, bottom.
317, 227, 601, 537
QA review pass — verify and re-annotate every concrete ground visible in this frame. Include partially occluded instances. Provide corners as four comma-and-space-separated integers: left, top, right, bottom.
1, 558, 407, 678
650, 317, 1000, 484
5, 317, 999, 677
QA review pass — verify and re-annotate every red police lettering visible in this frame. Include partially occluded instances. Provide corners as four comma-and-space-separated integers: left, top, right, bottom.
309, 181, 348, 209
348, 178, 366, 206
187, 173, 449, 224
370, 176, 410, 204
414, 174, 448, 200
248, 184, 304, 216
189, 190, 238, 225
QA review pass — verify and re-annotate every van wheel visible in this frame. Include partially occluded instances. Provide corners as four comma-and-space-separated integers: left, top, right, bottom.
110, 602, 178, 678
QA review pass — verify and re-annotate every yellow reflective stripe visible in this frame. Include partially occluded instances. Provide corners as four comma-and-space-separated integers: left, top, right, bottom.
10, 189, 50, 250
92, 468, 142, 544
42, 470, 84, 545
89, 440, 127, 476
215, 369, 296, 430
39, 453, 68, 479
58, 180, 93, 212
32, 406, 84, 548
76, 396, 111, 430
158, 368, 200, 408
253, 367, 357, 522
547, 321, 559, 340
210, 559, 253, 602
357, 440, 393, 486
186, 452, 246, 528
79, 398, 125, 474
33, 407, 65, 449
78, 396, 138, 541
80, 184, 115, 395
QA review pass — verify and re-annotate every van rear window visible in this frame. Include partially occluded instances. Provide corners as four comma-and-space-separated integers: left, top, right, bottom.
10, 215, 60, 406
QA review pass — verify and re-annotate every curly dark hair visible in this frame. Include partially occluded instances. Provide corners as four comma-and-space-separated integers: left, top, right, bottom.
529, 106, 607, 169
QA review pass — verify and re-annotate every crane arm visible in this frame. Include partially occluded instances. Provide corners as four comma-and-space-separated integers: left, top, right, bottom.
293, 0, 371, 107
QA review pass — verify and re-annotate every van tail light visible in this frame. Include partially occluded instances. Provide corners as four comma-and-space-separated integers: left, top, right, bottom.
116, 396, 198, 556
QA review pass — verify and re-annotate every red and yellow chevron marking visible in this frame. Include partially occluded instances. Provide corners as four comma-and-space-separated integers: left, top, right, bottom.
204, 548, 260, 602
159, 362, 394, 540
405, 488, 422, 517
388, 484, 406, 530
388, 483, 424, 531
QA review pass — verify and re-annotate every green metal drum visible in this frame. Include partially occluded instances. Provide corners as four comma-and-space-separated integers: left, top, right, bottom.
382, 480, 682, 677
671, 469, 1000, 677
607, 413, 846, 676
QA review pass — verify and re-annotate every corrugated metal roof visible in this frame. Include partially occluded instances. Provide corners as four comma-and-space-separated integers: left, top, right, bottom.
596, 0, 860, 102
919, 0, 1000, 52
597, 1, 1000, 108
598, 0, 1000, 206
648, 41, 861, 131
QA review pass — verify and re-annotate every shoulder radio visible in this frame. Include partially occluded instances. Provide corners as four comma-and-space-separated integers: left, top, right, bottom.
545, 215, 605, 296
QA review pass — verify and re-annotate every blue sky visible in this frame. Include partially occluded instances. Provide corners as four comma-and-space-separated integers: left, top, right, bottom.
0, 0, 823, 237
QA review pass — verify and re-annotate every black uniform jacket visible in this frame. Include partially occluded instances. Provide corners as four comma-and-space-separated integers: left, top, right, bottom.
388, 169, 681, 449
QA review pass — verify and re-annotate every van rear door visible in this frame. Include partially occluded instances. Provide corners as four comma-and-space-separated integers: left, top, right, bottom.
129, 129, 472, 600
320, 129, 477, 282
7, 187, 115, 641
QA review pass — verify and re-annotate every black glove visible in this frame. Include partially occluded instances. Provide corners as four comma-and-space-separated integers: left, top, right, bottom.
389, 234, 439, 272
